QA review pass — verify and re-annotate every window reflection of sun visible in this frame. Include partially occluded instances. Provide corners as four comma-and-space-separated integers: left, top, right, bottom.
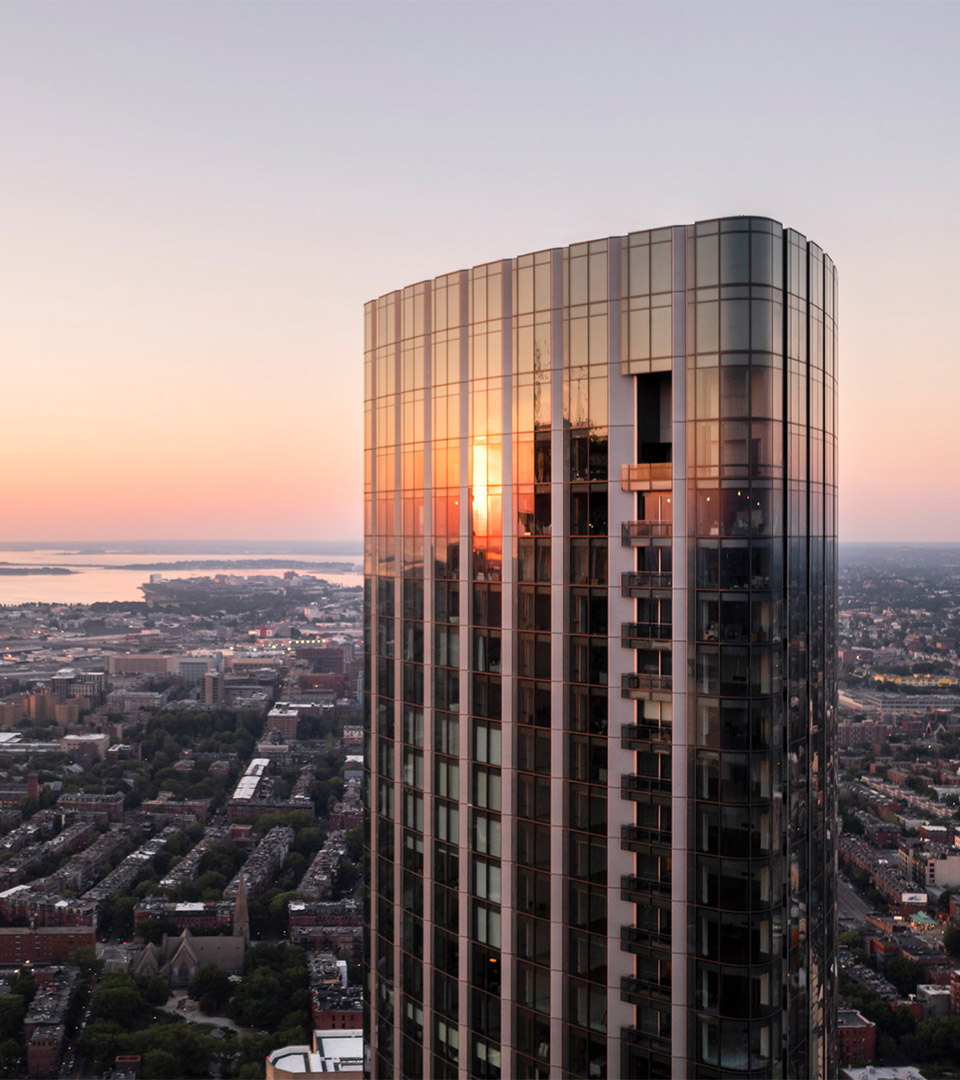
472, 439, 501, 537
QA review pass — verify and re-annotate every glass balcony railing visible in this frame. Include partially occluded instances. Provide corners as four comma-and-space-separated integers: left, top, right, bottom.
621, 570, 672, 594
621, 823, 671, 850
621, 924, 672, 953
621, 520, 673, 544
621, 722, 672, 749
621, 621, 672, 646
621, 874, 671, 901
621, 975, 671, 1006
622, 773, 672, 797
621, 672, 672, 698
620, 463, 672, 490
621, 1024, 672, 1056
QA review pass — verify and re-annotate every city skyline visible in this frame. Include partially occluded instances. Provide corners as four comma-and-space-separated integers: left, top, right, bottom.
2, 2, 959, 542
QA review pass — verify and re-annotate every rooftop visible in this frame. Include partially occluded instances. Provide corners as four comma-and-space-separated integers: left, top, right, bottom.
838, 1009, 874, 1028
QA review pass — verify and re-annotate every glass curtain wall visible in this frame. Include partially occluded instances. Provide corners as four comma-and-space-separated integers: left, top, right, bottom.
364, 216, 837, 1080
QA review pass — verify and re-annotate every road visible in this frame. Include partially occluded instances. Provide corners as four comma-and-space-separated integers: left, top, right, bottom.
838, 874, 873, 923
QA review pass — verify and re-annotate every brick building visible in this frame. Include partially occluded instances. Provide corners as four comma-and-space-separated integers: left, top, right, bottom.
0, 924, 96, 965
57, 791, 124, 821
838, 1009, 876, 1066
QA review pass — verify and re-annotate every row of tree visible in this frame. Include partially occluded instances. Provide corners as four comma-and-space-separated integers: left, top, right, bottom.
79, 944, 311, 1079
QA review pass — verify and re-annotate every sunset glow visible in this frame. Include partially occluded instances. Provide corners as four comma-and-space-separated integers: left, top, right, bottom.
2, 3, 959, 541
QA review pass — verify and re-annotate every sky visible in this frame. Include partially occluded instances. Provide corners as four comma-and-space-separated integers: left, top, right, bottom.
1, 1, 958, 543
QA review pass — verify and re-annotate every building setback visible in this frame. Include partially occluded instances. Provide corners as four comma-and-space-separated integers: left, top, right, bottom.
363, 217, 838, 1078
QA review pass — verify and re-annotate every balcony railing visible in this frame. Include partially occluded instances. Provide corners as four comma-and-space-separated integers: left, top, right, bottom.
621, 722, 672, 749
621, 463, 672, 491
621, 975, 671, 1006
621, 621, 672, 646
621, 520, 673, 545
621, 672, 672, 699
621, 924, 672, 953
621, 1025, 672, 1056
621, 874, 671, 901
621, 570, 672, 595
622, 773, 672, 798
621, 823, 672, 850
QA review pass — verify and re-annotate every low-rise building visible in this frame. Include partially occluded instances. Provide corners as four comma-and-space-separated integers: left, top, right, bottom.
82, 826, 178, 911
60, 733, 110, 763
0, 773, 39, 811
57, 791, 125, 821
0, 821, 97, 889
917, 983, 952, 1018
223, 826, 293, 901
0, 925, 95, 965
899, 840, 960, 889
158, 827, 227, 894
266, 1030, 363, 1080
838, 1009, 876, 1067
0, 886, 97, 928
134, 898, 233, 934
140, 792, 210, 822
32, 823, 140, 896
266, 707, 300, 741
24, 965, 80, 1079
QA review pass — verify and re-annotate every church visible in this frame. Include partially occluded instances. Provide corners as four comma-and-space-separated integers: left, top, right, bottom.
133, 871, 249, 987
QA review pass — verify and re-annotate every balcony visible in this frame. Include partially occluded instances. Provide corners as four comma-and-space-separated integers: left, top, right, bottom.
621, 822, 671, 851
621, 570, 672, 596
621, 621, 672, 648
622, 773, 672, 799
621, 722, 672, 749
621, 1025, 672, 1056
621, 874, 671, 902
620, 463, 672, 492
621, 672, 672, 701
621, 975, 671, 1006
621, 924, 672, 954
621, 520, 672, 546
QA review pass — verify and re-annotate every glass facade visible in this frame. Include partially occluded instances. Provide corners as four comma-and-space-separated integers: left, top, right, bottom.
364, 217, 837, 1079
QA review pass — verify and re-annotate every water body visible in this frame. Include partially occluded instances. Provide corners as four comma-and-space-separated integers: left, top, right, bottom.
0, 549, 362, 605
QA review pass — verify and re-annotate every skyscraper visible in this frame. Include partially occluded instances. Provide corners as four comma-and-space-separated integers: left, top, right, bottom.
363, 217, 837, 1079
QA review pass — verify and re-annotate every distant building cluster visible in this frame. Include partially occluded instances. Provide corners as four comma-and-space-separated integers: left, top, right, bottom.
0, 568, 364, 1078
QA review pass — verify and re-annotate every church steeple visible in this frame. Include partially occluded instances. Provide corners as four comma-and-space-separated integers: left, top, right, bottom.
233, 870, 250, 943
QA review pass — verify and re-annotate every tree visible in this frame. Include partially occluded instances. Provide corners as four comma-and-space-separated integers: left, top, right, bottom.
344, 826, 362, 863
101, 894, 137, 941
336, 857, 359, 893
293, 827, 326, 857
90, 982, 146, 1028
137, 917, 180, 945
141, 975, 170, 1007
69, 944, 104, 980
0, 997, 25, 1043
884, 955, 920, 996
944, 923, 960, 958
904, 1013, 960, 1066
142, 1049, 180, 1080
78, 1019, 126, 1075
0, 1037, 24, 1079
187, 963, 233, 1015
5, 970, 35, 1007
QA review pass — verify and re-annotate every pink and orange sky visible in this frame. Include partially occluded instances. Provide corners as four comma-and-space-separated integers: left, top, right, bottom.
2, 2, 958, 543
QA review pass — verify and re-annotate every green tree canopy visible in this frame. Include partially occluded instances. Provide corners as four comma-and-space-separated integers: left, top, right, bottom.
188, 963, 233, 1015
